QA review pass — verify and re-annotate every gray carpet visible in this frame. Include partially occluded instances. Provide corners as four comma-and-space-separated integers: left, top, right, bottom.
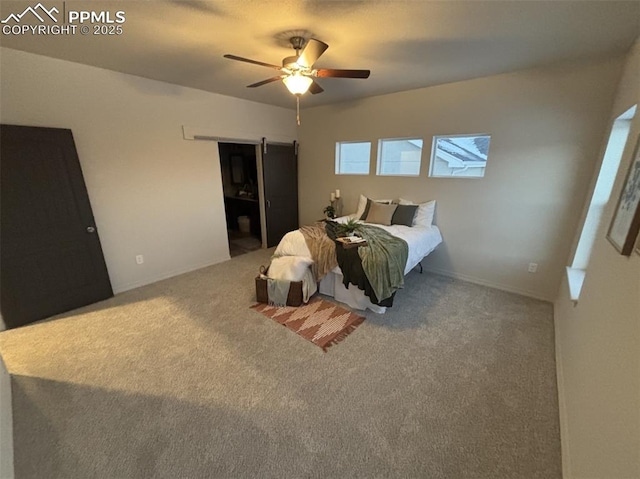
0, 248, 561, 478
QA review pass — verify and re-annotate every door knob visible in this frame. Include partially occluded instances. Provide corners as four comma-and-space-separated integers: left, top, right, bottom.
86, 226, 96, 233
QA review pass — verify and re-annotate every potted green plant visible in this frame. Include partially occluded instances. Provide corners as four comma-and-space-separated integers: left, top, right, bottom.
337, 217, 361, 237
323, 205, 336, 219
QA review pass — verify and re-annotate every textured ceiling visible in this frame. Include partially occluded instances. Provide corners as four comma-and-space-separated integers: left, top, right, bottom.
1, 0, 639, 109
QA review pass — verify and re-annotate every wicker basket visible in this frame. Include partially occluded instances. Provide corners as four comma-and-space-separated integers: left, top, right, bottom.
255, 270, 304, 307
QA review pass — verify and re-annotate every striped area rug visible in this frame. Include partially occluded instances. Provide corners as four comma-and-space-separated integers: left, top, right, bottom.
251, 297, 365, 351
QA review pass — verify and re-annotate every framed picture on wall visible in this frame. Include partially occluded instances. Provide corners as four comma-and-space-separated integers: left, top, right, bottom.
607, 134, 640, 256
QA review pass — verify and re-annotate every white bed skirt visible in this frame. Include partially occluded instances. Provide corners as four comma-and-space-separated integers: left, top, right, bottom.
319, 269, 387, 314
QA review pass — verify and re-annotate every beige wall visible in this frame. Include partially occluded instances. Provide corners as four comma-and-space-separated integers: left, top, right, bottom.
0, 357, 13, 479
555, 39, 640, 479
0, 48, 296, 294
298, 58, 623, 300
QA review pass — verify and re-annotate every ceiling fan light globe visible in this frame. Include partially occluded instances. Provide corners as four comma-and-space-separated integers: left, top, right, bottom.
283, 74, 313, 95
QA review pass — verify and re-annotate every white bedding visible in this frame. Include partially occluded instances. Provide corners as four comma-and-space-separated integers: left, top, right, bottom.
274, 216, 443, 312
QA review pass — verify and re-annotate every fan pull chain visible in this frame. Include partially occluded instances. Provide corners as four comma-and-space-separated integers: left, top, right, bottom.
296, 95, 301, 126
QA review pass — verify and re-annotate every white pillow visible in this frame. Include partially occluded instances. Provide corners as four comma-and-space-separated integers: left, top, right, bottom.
268, 256, 313, 282
354, 194, 394, 219
398, 198, 436, 227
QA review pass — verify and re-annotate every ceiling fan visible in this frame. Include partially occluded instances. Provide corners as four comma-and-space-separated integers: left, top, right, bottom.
223, 36, 370, 124
224, 36, 370, 95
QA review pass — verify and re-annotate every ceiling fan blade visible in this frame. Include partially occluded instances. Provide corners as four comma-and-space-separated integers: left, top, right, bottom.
223, 54, 282, 70
309, 80, 324, 95
296, 38, 329, 68
315, 69, 371, 79
247, 77, 284, 88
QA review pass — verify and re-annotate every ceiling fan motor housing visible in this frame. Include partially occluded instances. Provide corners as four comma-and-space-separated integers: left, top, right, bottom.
284, 37, 308, 70
282, 55, 302, 69
289, 36, 306, 51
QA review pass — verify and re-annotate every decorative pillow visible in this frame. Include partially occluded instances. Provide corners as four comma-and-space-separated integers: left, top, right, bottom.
365, 202, 398, 226
398, 198, 436, 227
355, 195, 393, 220
360, 198, 374, 220
391, 204, 419, 227
268, 256, 313, 282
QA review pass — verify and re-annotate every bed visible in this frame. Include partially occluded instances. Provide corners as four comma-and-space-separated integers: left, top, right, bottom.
272, 196, 443, 313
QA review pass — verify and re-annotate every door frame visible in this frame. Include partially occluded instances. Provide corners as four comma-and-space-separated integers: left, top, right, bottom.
206, 137, 266, 250
254, 144, 268, 248
194, 133, 297, 252
186, 126, 297, 250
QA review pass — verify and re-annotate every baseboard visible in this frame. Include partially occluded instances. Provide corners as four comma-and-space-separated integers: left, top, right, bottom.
554, 300, 573, 479
112, 254, 231, 294
421, 266, 553, 302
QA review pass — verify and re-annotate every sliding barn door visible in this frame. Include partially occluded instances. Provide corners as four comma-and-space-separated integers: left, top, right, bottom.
1, 125, 113, 329
262, 142, 298, 247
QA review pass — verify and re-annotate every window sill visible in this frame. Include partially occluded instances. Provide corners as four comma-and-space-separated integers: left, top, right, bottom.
566, 267, 586, 304
376, 173, 420, 177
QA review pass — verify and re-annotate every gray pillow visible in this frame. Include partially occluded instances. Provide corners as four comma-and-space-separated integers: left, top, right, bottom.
365, 202, 398, 226
391, 204, 418, 227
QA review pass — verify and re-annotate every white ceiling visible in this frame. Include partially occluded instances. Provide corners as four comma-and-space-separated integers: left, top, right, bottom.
1, 1, 639, 109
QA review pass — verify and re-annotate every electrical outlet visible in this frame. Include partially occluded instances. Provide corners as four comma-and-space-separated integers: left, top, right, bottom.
528, 262, 538, 273
136, 255, 144, 265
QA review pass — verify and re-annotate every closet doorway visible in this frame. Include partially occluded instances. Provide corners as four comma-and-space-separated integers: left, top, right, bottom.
218, 142, 263, 257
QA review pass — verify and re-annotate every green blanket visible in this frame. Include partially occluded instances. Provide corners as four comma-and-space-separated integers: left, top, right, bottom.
267, 278, 290, 307
355, 224, 409, 302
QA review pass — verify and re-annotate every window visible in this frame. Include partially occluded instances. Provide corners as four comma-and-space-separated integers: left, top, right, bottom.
567, 104, 636, 301
335, 141, 371, 175
376, 138, 423, 176
429, 134, 491, 178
